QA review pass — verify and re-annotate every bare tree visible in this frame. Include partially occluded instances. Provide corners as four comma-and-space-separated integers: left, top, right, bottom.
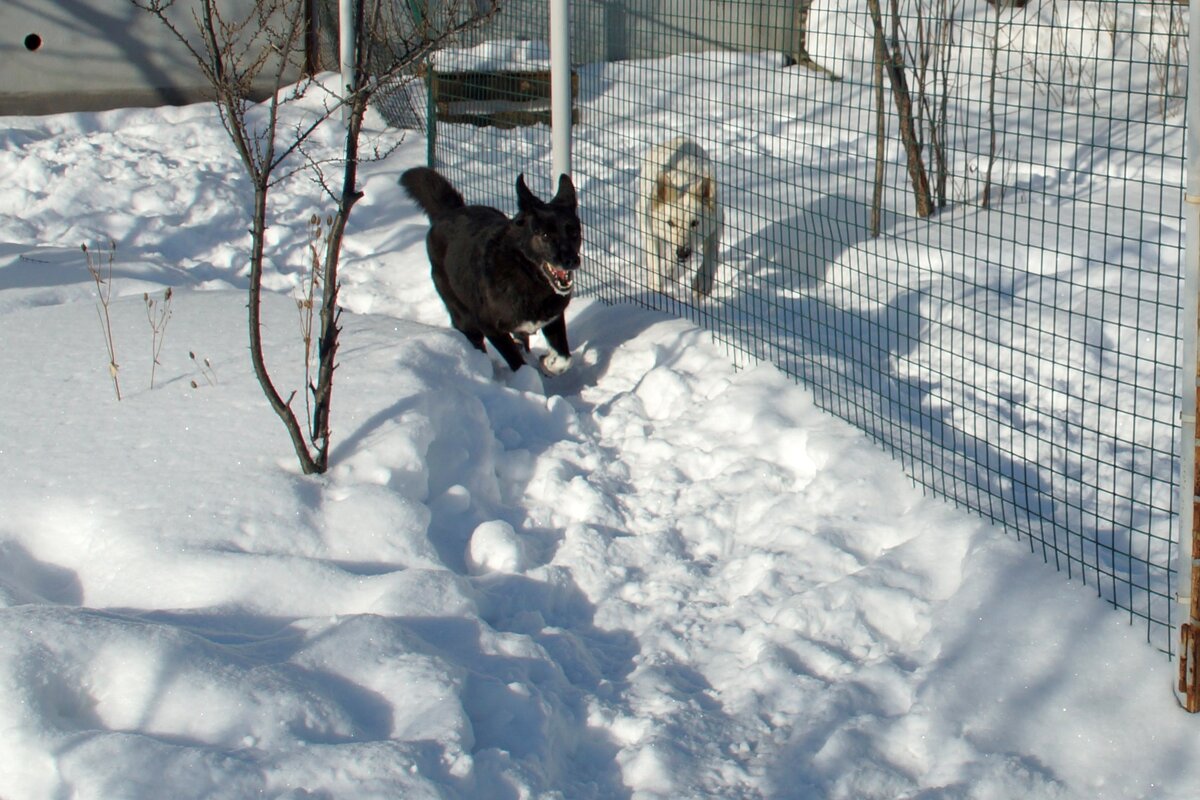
980, 1, 1002, 208
867, 0, 935, 218
785, 0, 838, 80
871, 22, 886, 237
908, 0, 958, 211
132, 0, 494, 474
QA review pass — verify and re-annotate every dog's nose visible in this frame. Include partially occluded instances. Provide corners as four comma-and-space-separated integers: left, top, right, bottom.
676, 247, 692, 262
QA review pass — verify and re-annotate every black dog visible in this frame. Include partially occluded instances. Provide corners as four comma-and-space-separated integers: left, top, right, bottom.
400, 167, 582, 375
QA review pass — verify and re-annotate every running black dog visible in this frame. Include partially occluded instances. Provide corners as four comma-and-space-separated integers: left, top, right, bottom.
400, 167, 582, 375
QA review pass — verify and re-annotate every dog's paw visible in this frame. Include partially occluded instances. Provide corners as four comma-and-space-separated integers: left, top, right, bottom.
540, 352, 572, 376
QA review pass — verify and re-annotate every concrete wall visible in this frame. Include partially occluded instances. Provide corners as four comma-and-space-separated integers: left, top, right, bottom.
471, 0, 807, 65
0, 0, 307, 116
0, 0, 803, 116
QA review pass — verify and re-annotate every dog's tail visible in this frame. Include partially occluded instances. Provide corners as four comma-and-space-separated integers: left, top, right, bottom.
400, 167, 466, 220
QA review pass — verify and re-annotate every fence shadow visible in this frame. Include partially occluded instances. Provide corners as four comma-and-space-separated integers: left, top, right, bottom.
700, 193, 1093, 620
737, 193, 882, 296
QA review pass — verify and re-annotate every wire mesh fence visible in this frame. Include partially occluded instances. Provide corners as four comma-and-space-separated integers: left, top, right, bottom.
415, 0, 1188, 653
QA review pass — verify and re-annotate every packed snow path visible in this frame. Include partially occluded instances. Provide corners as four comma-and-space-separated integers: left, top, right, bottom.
432, 302, 1076, 798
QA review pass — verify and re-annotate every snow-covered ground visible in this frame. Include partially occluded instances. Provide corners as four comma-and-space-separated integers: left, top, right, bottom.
2, 9, 1199, 799
432, 1, 1187, 652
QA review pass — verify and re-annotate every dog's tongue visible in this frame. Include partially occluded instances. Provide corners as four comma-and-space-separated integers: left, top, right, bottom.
541, 262, 573, 295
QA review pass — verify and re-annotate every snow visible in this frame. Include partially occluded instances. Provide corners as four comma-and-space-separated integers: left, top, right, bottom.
2, 28, 1199, 800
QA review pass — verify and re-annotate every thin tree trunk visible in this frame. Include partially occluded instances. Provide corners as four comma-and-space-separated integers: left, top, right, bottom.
247, 180, 322, 474
787, 0, 838, 79
935, 1, 954, 208
867, 0, 935, 218
309, 109, 366, 472
872, 35, 886, 237
981, 6, 1001, 208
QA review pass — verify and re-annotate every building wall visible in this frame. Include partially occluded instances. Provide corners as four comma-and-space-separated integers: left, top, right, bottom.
0, 0, 804, 116
474, 0, 806, 65
0, 0, 308, 116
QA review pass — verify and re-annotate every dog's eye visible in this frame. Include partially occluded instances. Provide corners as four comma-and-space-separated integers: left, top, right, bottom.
666, 220, 677, 228
690, 220, 699, 228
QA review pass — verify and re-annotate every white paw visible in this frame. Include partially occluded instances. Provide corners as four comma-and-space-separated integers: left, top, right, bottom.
540, 352, 572, 376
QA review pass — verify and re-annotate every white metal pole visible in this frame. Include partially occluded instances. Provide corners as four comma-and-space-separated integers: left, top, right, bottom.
549, 0, 571, 180
339, 0, 356, 121
1175, 0, 1200, 711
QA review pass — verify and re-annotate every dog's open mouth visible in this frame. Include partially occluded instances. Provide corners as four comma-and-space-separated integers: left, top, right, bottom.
542, 262, 574, 295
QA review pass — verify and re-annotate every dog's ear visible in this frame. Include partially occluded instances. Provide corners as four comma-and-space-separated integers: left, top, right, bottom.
552, 174, 577, 208
700, 177, 715, 211
655, 176, 676, 204
516, 174, 542, 213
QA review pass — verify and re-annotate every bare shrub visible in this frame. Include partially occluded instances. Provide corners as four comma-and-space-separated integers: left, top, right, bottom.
132, 0, 497, 473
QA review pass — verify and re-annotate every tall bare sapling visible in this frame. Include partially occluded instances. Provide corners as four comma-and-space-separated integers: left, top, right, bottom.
866, 0, 934, 218
132, 0, 496, 473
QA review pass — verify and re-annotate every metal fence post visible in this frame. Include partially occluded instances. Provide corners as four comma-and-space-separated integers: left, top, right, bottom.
1177, 0, 1200, 713
549, 0, 571, 180
339, 0, 355, 122
425, 66, 437, 168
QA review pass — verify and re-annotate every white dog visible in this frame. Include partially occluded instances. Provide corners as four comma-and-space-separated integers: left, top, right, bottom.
638, 136, 722, 297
